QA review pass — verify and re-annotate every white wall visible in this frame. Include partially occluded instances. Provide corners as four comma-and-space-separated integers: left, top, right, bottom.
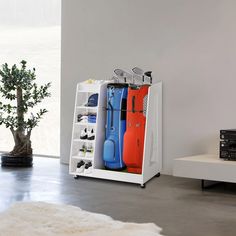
0, 0, 61, 27
61, 0, 236, 174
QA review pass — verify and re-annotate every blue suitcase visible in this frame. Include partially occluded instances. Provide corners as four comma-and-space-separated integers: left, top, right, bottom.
103, 84, 128, 170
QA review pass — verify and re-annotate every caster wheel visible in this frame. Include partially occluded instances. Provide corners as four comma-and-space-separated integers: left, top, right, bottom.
140, 184, 146, 189
155, 172, 160, 178
74, 175, 79, 179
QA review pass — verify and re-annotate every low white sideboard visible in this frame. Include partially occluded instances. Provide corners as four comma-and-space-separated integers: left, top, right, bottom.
173, 154, 236, 188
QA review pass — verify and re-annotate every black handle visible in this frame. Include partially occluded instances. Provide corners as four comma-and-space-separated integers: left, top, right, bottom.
108, 100, 114, 127
132, 96, 135, 113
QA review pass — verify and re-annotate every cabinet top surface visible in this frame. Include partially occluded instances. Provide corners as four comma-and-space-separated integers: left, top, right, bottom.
175, 154, 236, 165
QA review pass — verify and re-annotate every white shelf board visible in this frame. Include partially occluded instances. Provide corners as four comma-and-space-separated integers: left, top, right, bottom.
72, 156, 93, 161
74, 122, 96, 127
76, 106, 98, 110
77, 89, 100, 93
72, 169, 143, 184
173, 154, 236, 183
71, 171, 94, 176
73, 139, 95, 143
77, 83, 100, 93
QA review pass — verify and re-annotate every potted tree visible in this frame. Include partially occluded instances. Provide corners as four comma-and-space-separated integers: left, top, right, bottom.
0, 60, 51, 167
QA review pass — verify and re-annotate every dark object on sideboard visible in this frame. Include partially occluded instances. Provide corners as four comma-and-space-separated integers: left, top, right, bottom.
220, 129, 236, 160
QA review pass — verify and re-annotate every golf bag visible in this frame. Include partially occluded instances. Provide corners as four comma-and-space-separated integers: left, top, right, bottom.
123, 85, 149, 174
103, 84, 128, 170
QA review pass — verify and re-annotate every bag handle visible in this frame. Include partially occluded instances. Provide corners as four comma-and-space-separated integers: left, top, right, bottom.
132, 96, 135, 113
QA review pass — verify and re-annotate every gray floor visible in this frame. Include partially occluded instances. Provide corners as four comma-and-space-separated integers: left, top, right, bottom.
1, 157, 236, 236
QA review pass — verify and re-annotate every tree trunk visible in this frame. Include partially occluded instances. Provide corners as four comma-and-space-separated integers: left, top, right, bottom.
10, 130, 32, 156
8, 87, 33, 156
17, 86, 24, 132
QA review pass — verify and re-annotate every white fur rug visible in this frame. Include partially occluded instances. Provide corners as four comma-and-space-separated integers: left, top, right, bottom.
0, 202, 163, 236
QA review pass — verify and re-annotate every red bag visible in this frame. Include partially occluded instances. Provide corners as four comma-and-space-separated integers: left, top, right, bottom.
123, 85, 149, 174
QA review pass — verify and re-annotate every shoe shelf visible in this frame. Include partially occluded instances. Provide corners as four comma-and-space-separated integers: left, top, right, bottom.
70, 169, 142, 183
77, 83, 100, 93
75, 122, 96, 126
69, 80, 162, 185
70, 81, 107, 177
70, 171, 93, 176
73, 139, 95, 143
72, 156, 93, 161
76, 106, 98, 110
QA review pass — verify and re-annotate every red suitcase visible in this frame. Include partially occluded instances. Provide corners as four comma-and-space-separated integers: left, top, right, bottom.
123, 85, 149, 174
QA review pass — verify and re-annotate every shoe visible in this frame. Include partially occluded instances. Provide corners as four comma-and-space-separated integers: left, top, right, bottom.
85, 144, 94, 158
87, 129, 95, 140
76, 160, 85, 173
77, 114, 86, 122
78, 116, 88, 123
80, 128, 87, 139
78, 144, 86, 157
88, 115, 96, 123
84, 161, 92, 174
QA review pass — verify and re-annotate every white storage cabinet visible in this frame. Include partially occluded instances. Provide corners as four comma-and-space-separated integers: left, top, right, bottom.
69, 81, 162, 187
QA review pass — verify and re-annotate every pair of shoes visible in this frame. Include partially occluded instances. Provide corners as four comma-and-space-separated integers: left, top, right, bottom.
76, 161, 92, 174
80, 128, 95, 140
78, 144, 94, 158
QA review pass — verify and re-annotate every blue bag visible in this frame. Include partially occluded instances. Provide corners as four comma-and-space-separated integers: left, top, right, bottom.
103, 84, 128, 170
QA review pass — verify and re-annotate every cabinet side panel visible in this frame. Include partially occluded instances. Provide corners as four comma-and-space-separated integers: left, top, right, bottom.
142, 82, 162, 183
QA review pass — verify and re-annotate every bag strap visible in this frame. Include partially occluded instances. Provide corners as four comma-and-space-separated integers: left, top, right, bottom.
108, 99, 114, 127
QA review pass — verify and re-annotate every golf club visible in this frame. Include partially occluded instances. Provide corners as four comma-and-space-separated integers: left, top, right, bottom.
114, 69, 132, 83
132, 67, 145, 84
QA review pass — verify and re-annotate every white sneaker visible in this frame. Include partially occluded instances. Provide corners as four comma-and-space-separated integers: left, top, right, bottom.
84, 161, 92, 174
87, 128, 95, 140
85, 144, 93, 158
78, 144, 86, 157
76, 160, 86, 173
79, 117, 88, 123
80, 128, 87, 139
